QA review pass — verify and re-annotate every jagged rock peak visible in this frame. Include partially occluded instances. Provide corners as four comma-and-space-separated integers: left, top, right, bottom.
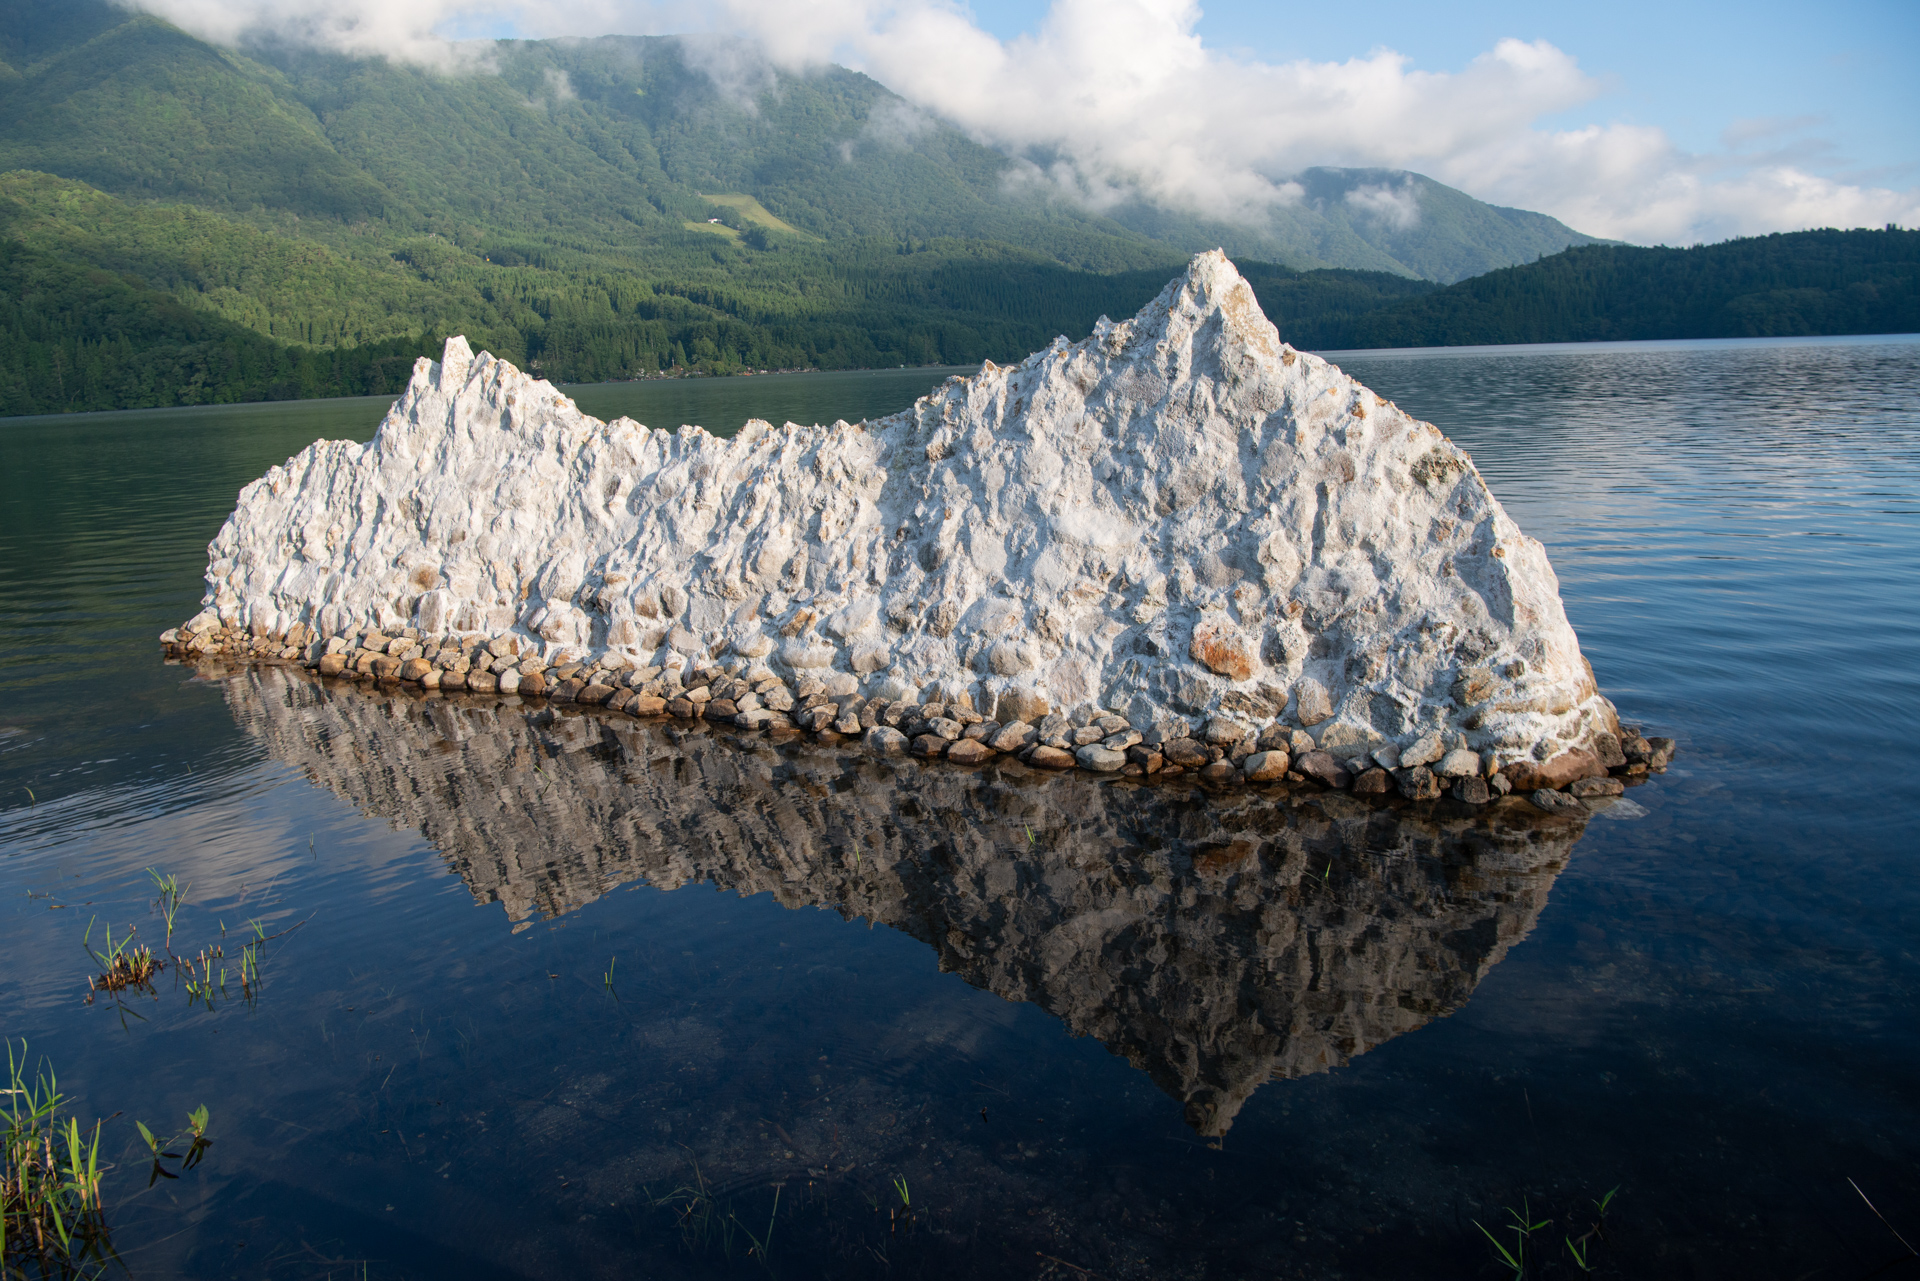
193, 251, 1616, 770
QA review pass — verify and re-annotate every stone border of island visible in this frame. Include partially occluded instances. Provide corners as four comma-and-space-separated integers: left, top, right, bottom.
159, 623, 1674, 814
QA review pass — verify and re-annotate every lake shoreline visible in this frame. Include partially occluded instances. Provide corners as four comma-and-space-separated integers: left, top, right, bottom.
10, 332, 1917, 423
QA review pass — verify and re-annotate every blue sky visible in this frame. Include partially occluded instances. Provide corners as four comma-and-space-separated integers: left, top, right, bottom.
968, 0, 1918, 184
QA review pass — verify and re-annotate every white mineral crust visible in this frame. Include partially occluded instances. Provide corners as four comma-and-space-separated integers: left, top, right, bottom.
193, 252, 1617, 765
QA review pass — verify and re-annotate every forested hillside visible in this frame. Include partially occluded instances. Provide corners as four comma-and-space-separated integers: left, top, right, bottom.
0, 167, 1439, 414
1284, 228, 1920, 350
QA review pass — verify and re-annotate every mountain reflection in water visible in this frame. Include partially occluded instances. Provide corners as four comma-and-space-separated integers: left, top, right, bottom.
223, 666, 1590, 1136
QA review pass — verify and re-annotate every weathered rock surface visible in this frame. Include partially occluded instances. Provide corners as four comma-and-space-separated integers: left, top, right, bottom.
188, 252, 1617, 771
220, 665, 1588, 1138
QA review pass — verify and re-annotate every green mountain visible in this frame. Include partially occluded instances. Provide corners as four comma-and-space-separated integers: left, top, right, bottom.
1274, 228, 1920, 350
0, 0, 1601, 275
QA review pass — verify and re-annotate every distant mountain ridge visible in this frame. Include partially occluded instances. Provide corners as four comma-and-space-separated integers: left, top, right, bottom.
0, 0, 1599, 282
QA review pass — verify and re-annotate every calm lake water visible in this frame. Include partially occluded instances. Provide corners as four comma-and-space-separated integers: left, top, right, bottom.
1, 339, 1916, 1279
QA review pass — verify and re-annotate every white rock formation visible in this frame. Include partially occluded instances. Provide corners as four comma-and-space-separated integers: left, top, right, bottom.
191, 252, 1617, 767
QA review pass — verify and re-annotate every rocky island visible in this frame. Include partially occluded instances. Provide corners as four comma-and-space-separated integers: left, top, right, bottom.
165, 252, 1672, 808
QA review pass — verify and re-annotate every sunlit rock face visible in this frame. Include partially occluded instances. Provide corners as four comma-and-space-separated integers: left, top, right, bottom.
225, 668, 1588, 1135
196, 251, 1615, 769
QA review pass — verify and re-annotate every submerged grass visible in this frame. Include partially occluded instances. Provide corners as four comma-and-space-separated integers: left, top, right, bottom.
1473, 1187, 1619, 1279
83, 870, 308, 1012
2, 1043, 109, 1280
3, 1042, 213, 1279
81, 920, 160, 999
645, 1154, 783, 1270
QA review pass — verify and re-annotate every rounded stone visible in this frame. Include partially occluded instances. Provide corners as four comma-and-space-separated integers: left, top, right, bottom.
1529, 788, 1586, 815
1294, 750, 1352, 790
1198, 760, 1241, 785
1028, 745, 1077, 770
1352, 766, 1391, 795
866, 726, 909, 754
1242, 750, 1289, 782
947, 739, 997, 765
1451, 775, 1492, 804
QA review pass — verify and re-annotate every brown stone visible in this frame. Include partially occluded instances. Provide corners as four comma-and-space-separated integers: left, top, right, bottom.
947, 739, 997, 765
1242, 750, 1289, 782
1028, 745, 1078, 770
466, 670, 498, 693
1352, 767, 1391, 796
1393, 765, 1442, 801
1198, 760, 1241, 785
1529, 788, 1586, 816
909, 734, 950, 758
988, 721, 1037, 752
318, 653, 347, 677
994, 687, 1052, 725
667, 697, 695, 719
1126, 745, 1164, 773
440, 671, 468, 691
518, 671, 547, 696
400, 657, 433, 681
1569, 776, 1624, 799
631, 694, 666, 717
1294, 750, 1351, 790
1591, 731, 1628, 769
1189, 619, 1254, 681
708, 698, 740, 719
578, 682, 614, 705
1162, 737, 1212, 769
1504, 749, 1604, 793
1451, 775, 1492, 805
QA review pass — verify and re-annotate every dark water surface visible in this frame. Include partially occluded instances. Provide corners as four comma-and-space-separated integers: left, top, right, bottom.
1, 338, 1916, 1279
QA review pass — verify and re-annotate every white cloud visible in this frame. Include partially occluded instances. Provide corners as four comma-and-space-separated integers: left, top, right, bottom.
115, 0, 1920, 244
114, 0, 498, 68
1345, 181, 1422, 233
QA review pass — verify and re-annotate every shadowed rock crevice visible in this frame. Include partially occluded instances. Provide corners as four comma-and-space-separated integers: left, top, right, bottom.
224, 667, 1589, 1135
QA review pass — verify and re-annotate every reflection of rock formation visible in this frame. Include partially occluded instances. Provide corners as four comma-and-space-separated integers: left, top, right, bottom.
226, 668, 1588, 1135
